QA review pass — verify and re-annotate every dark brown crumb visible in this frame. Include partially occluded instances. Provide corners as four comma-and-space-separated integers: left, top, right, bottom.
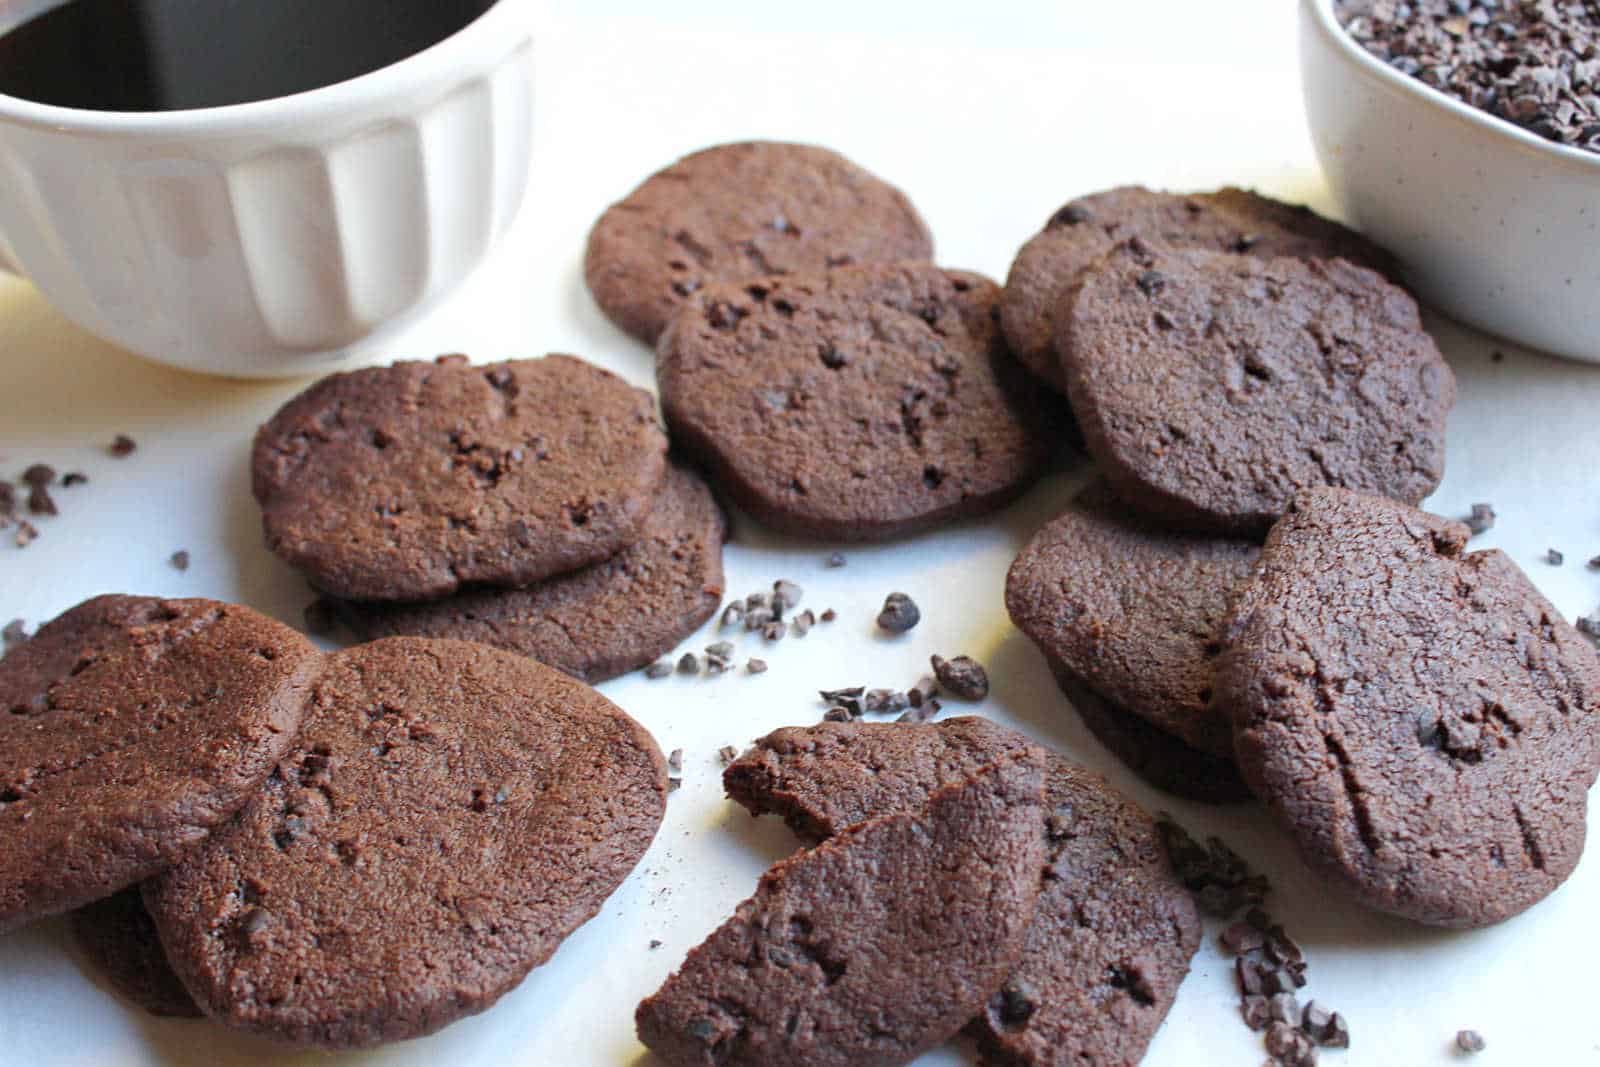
931, 653, 989, 699
649, 939, 663, 950
14, 520, 37, 548
825, 552, 847, 568
667, 778, 681, 793
908, 676, 938, 707
21, 464, 54, 487
875, 591, 920, 633
60, 472, 87, 488
790, 609, 815, 637
644, 660, 673, 679
865, 688, 909, 714
1324, 1013, 1349, 1049
1456, 1030, 1485, 1053
1546, 548, 1564, 566
820, 608, 837, 623
716, 745, 739, 766
1241, 995, 1271, 1031
1221, 921, 1266, 955
676, 652, 700, 675
108, 434, 137, 458
762, 621, 785, 642
26, 487, 56, 516
746, 658, 768, 674
302, 598, 339, 636
1, 618, 28, 651
1465, 503, 1495, 535
1589, 555, 1600, 571
169, 549, 190, 572
822, 706, 853, 723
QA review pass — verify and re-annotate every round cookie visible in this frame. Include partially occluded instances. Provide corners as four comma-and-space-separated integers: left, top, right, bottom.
658, 263, 1054, 540
723, 718, 1202, 1067
638, 757, 1046, 1067
0, 595, 319, 933
1060, 245, 1454, 535
252, 354, 669, 602
334, 464, 726, 683
71, 889, 201, 1019
584, 141, 934, 345
1006, 479, 1258, 757
1000, 185, 1398, 390
1217, 488, 1600, 927
144, 637, 668, 1049
1051, 666, 1253, 805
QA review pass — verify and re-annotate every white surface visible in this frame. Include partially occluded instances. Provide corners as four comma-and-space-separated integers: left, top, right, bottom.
0, 0, 535, 376
1300, 0, 1600, 364
2, 3, 1599, 1065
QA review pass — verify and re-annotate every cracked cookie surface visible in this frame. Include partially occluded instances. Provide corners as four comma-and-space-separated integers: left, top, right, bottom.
1059, 245, 1453, 535
657, 263, 1054, 540
1217, 488, 1600, 927
334, 463, 725, 683
638, 755, 1045, 1067
144, 637, 668, 1048
585, 141, 934, 345
252, 354, 669, 602
0, 595, 318, 933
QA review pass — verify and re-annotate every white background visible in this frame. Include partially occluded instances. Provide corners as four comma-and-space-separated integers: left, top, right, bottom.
2, 0, 1598, 1064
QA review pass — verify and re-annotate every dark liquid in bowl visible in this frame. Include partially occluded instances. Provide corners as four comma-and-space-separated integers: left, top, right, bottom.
0, 0, 498, 111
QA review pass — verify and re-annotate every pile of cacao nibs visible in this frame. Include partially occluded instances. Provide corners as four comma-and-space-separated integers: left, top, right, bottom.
1337, 0, 1600, 153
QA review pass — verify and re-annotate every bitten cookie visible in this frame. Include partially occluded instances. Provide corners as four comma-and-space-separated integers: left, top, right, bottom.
658, 263, 1054, 540
1000, 185, 1396, 390
1060, 246, 1454, 535
252, 354, 669, 602
724, 718, 1201, 1067
585, 141, 934, 344
1005, 479, 1258, 758
145, 637, 668, 1048
0, 595, 319, 933
334, 463, 726, 683
638, 757, 1046, 1067
71, 889, 201, 1019
1217, 488, 1600, 927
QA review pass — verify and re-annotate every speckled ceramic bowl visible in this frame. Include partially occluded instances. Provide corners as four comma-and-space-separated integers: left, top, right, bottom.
1301, 0, 1600, 364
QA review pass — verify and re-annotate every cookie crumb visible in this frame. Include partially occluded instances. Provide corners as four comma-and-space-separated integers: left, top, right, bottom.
820, 608, 837, 623
21, 464, 54, 487
108, 434, 137, 458
716, 745, 739, 767
790, 609, 815, 637
169, 550, 190, 572
61, 472, 87, 488
26, 486, 56, 516
644, 660, 673, 679
15, 520, 38, 548
822, 706, 852, 723
1455, 1029, 1485, 1054
746, 658, 768, 675
876, 592, 920, 633
931, 654, 989, 700
1546, 548, 1564, 566
824, 552, 847, 568
676, 653, 700, 676
772, 579, 804, 610
1465, 502, 1495, 535
649, 939, 663, 950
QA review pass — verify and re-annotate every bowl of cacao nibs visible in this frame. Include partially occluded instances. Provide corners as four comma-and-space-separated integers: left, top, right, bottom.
1302, 0, 1600, 363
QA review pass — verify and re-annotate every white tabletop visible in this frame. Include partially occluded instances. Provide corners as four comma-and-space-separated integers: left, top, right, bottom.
1, 2, 1597, 1065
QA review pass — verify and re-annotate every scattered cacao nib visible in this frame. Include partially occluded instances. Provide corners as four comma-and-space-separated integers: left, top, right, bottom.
1589, 555, 1600, 571
716, 745, 739, 766
1456, 1030, 1485, 1054
645, 660, 673, 679
1577, 614, 1600, 641
21, 464, 54, 487
820, 686, 865, 705
772, 579, 804, 610
1301, 1001, 1334, 1044
1547, 548, 1565, 566
824, 552, 847, 568
1241, 995, 1271, 1031
721, 602, 746, 628
705, 640, 734, 661
1323, 1013, 1349, 1049
60, 471, 87, 488
169, 549, 191, 572
820, 608, 837, 623
897, 706, 936, 725
931, 653, 989, 700
667, 749, 683, 774
1269, 993, 1301, 1027
667, 778, 682, 793
746, 658, 768, 675
865, 688, 909, 714
908, 676, 939, 708
26, 486, 56, 516
303, 598, 339, 637
790, 609, 815, 637
649, 939, 663, 950
705, 657, 729, 676
1465, 502, 1495, 535
876, 591, 921, 633
822, 706, 853, 723
108, 434, 137, 457
2, 618, 29, 651
1221, 921, 1266, 955
15, 520, 38, 548
676, 653, 700, 676
762, 621, 785, 642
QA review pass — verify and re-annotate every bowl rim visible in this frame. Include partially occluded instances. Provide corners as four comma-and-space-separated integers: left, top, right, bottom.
0, 0, 530, 136
1303, 0, 1600, 173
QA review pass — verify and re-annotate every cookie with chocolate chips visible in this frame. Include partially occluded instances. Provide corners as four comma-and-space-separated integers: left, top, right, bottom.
145, 637, 668, 1048
639, 755, 1046, 1067
252, 354, 669, 602
334, 463, 725, 683
723, 718, 1201, 1067
585, 141, 934, 345
1060, 245, 1453, 535
1218, 488, 1600, 927
0, 595, 319, 933
658, 263, 1054, 540
71, 888, 201, 1018
1006, 479, 1258, 758
1000, 185, 1397, 390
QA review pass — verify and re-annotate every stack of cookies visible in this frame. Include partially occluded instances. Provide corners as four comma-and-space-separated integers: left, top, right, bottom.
249, 352, 728, 682
0, 595, 669, 1046
1001, 187, 1600, 928
635, 717, 1200, 1067
586, 141, 1061, 541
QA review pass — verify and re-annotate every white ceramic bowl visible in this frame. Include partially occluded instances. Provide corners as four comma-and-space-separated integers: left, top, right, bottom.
1300, 0, 1600, 364
0, 0, 535, 378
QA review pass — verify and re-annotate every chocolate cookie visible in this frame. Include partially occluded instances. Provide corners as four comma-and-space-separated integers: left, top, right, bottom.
333, 463, 725, 683
145, 637, 668, 1048
1051, 666, 1254, 805
585, 141, 934, 345
1217, 488, 1600, 927
1061, 246, 1454, 535
637, 756, 1046, 1067
0, 595, 319, 933
1006, 479, 1258, 757
252, 354, 669, 602
1000, 186, 1397, 390
658, 263, 1054, 540
724, 718, 1201, 1067
71, 889, 201, 1019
